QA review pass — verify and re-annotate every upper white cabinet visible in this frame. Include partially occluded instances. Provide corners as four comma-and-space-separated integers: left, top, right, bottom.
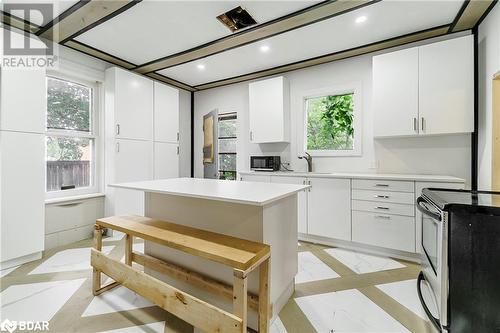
419, 36, 474, 135
373, 35, 473, 137
1, 67, 46, 133
154, 82, 179, 143
307, 178, 351, 241
106, 67, 153, 141
373, 48, 419, 137
249, 76, 290, 143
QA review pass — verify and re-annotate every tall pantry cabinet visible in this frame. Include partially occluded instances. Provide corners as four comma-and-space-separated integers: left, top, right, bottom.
1, 67, 46, 267
104, 67, 179, 216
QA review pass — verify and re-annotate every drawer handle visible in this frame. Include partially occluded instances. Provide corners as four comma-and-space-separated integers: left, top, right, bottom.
375, 215, 391, 219
375, 184, 389, 187
375, 206, 390, 210
374, 195, 390, 199
56, 201, 83, 208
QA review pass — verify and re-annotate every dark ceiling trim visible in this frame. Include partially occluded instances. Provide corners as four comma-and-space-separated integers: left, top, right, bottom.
35, 0, 90, 37
146, 73, 197, 92
134, 0, 381, 74
193, 24, 452, 91
0, 10, 39, 33
450, 0, 495, 32
63, 40, 137, 69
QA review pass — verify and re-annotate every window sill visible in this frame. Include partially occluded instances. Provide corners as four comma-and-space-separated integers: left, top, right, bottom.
45, 193, 105, 205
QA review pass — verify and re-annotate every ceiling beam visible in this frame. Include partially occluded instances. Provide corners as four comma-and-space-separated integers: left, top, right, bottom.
194, 25, 451, 91
38, 0, 141, 43
64, 40, 137, 69
133, 0, 381, 74
146, 73, 197, 92
450, 0, 496, 32
0, 10, 39, 34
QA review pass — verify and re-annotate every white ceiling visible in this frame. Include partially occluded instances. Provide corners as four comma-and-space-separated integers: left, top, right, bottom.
75, 0, 319, 65
4, 0, 79, 26
158, 0, 463, 86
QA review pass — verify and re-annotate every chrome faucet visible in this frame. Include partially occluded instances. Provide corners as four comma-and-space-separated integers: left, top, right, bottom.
298, 152, 313, 172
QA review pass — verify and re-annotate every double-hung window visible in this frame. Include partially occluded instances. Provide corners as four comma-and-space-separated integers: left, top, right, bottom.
45, 75, 99, 197
218, 112, 237, 180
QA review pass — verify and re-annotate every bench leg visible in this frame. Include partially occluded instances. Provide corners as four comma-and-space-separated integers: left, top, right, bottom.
92, 224, 103, 295
233, 270, 247, 332
259, 258, 270, 333
125, 234, 133, 266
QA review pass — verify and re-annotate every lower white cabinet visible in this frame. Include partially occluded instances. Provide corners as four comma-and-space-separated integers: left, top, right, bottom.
271, 176, 308, 234
352, 211, 415, 252
240, 174, 272, 182
1, 131, 45, 263
308, 178, 351, 241
154, 142, 179, 179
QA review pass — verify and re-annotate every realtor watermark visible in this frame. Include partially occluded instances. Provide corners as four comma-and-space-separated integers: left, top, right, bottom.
1, 3, 58, 69
0, 319, 49, 332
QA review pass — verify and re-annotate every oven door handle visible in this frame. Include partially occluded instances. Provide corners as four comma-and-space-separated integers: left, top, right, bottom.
417, 197, 441, 221
417, 272, 442, 332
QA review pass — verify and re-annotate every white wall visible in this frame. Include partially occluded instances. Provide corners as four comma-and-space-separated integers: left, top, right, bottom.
478, 3, 500, 190
194, 34, 472, 186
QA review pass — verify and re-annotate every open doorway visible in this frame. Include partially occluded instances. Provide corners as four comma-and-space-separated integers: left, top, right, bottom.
493, 72, 500, 191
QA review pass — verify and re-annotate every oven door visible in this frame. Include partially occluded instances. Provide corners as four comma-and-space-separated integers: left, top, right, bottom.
417, 196, 449, 331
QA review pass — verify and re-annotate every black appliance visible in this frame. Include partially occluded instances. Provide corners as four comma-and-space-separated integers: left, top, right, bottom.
416, 188, 500, 332
250, 156, 280, 171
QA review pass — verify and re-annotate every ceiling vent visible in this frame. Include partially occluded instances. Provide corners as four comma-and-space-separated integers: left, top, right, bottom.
217, 6, 257, 32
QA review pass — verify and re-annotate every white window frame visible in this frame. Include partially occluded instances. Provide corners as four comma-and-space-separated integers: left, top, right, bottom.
299, 82, 362, 157
45, 72, 102, 199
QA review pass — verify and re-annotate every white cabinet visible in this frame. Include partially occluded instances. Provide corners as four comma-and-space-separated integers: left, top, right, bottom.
240, 174, 272, 182
373, 35, 473, 137
271, 176, 308, 234
1, 131, 45, 263
307, 178, 351, 241
373, 48, 419, 137
249, 76, 290, 143
106, 67, 153, 141
0, 67, 46, 133
419, 35, 474, 135
154, 82, 179, 143
154, 142, 179, 179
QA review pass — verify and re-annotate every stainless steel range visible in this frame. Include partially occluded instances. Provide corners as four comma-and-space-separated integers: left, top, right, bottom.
416, 188, 500, 333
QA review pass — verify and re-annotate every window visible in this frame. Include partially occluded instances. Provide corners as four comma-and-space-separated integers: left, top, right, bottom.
303, 85, 361, 156
218, 113, 237, 180
46, 76, 99, 196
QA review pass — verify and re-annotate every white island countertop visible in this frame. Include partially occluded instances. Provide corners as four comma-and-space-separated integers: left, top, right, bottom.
109, 177, 309, 206
240, 171, 465, 183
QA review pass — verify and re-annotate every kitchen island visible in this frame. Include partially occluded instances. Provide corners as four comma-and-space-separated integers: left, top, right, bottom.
109, 177, 309, 330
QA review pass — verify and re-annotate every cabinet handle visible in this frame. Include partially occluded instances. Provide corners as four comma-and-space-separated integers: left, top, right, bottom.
177, 132, 179, 141
176, 146, 179, 155
116, 124, 120, 135
250, 131, 253, 141
56, 201, 83, 208
413, 117, 418, 132
375, 183, 389, 187
374, 195, 390, 199
116, 142, 120, 153
375, 206, 390, 210
308, 180, 311, 192
421, 117, 425, 132
375, 215, 391, 220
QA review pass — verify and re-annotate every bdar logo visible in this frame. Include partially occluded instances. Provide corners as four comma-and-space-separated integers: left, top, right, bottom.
0, 319, 17, 333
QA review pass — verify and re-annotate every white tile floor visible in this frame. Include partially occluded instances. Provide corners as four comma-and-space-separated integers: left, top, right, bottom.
270, 317, 288, 333
295, 289, 410, 333
98, 321, 165, 333
295, 251, 340, 284
0, 278, 86, 322
324, 248, 405, 274
82, 286, 154, 317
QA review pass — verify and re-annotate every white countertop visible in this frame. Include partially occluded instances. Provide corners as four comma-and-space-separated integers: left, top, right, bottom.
109, 177, 309, 206
239, 171, 465, 183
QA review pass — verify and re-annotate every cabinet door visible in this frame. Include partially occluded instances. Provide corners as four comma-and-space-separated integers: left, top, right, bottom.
249, 77, 287, 143
419, 35, 474, 135
240, 174, 271, 182
113, 68, 153, 140
373, 48, 419, 137
154, 82, 179, 143
154, 142, 179, 179
271, 176, 308, 234
1, 131, 45, 262
1, 68, 46, 133
308, 178, 351, 241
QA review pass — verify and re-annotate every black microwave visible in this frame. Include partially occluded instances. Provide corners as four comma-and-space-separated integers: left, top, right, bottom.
250, 156, 281, 171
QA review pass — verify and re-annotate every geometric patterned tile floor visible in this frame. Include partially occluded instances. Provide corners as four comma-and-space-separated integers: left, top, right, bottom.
0, 236, 437, 332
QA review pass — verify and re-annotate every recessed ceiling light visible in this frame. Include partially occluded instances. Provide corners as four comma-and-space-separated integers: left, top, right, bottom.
260, 45, 270, 53
197, 64, 205, 70
355, 15, 367, 24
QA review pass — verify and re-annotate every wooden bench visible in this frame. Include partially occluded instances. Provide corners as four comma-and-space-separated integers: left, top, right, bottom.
91, 215, 271, 333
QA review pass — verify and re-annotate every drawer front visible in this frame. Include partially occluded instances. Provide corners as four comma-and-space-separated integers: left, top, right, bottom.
45, 197, 104, 234
352, 211, 415, 252
352, 179, 414, 192
352, 189, 414, 204
352, 199, 415, 216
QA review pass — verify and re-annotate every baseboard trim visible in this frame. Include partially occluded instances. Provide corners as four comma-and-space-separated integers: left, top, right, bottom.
1, 251, 42, 270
